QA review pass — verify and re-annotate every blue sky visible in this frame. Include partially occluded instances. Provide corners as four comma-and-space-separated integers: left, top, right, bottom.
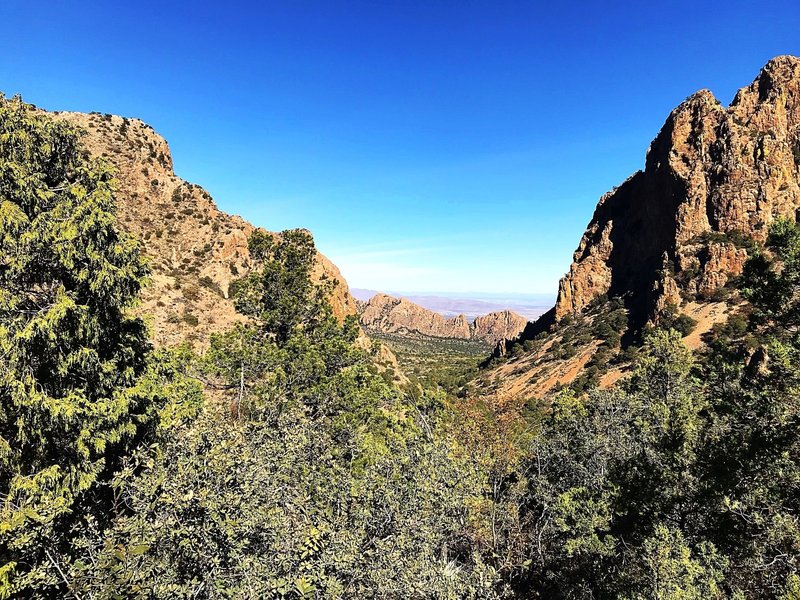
1, 1, 798, 294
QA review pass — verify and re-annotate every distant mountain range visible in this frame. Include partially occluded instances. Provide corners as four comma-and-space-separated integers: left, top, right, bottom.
358, 293, 530, 345
350, 288, 554, 321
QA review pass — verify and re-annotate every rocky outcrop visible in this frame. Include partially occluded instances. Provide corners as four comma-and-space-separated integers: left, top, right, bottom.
556, 55, 800, 324
360, 294, 472, 338
472, 310, 530, 345
360, 294, 528, 345
48, 110, 357, 347
479, 56, 800, 399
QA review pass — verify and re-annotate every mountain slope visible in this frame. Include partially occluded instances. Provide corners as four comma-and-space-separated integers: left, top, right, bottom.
558, 55, 800, 325
481, 55, 800, 399
48, 109, 356, 347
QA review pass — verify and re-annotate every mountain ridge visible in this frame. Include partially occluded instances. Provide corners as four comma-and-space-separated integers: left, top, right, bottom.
43, 109, 357, 348
556, 55, 800, 326
351, 287, 553, 321
359, 292, 529, 345
481, 55, 800, 399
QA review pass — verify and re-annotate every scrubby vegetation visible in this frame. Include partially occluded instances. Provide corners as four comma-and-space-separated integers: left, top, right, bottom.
2, 96, 800, 598
366, 330, 490, 394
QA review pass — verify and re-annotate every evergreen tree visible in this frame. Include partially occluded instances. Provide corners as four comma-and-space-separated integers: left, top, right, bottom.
0, 96, 154, 596
207, 229, 363, 421
700, 218, 800, 595
64, 229, 507, 598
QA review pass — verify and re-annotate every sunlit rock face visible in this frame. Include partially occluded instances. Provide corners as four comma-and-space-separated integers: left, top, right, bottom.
556, 55, 800, 323
49, 109, 357, 348
359, 293, 528, 344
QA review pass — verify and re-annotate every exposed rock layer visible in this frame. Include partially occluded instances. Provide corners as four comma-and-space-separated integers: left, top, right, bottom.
360, 293, 528, 345
472, 310, 531, 345
556, 55, 800, 323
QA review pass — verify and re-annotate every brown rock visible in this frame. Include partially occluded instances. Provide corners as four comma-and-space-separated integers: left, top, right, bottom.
479, 56, 800, 401
45, 110, 357, 347
359, 294, 528, 344
556, 55, 800, 324
360, 294, 472, 339
472, 310, 530, 345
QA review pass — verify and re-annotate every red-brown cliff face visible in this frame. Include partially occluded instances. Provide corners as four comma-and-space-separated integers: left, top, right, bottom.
556, 55, 800, 324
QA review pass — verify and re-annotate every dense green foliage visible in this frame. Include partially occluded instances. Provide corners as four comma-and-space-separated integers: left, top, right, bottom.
510, 220, 800, 598
2, 97, 799, 598
68, 406, 502, 598
207, 230, 366, 421
0, 97, 197, 596
57, 228, 507, 598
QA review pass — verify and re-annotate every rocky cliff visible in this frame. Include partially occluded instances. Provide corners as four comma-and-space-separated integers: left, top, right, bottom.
472, 310, 531, 345
48, 110, 357, 347
557, 55, 800, 325
478, 55, 800, 400
360, 293, 528, 345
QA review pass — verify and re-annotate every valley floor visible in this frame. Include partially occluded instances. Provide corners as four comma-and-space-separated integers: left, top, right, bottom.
365, 330, 491, 391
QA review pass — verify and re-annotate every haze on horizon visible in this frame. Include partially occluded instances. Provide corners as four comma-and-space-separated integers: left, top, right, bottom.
1, 1, 798, 294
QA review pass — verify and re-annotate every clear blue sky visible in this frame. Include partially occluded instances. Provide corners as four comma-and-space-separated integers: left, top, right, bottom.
1, 1, 798, 294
